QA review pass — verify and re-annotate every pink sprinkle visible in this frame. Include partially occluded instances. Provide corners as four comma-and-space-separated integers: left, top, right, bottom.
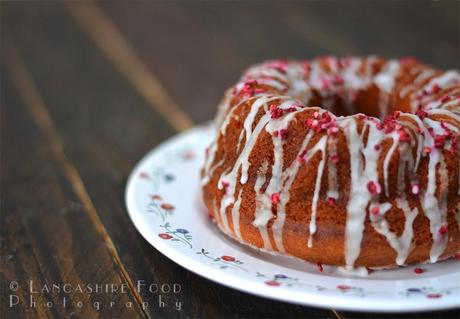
423, 146, 433, 155
416, 109, 428, 119
414, 267, 424, 274
367, 181, 381, 195
411, 184, 420, 195
221, 181, 229, 188
278, 129, 289, 140
266, 60, 288, 73
431, 84, 441, 94
271, 193, 280, 204
327, 126, 339, 136
302, 61, 311, 76
438, 224, 448, 235
370, 206, 380, 215
441, 122, 452, 137
333, 74, 344, 85
286, 106, 298, 113
139, 172, 150, 179
317, 262, 324, 272
270, 105, 284, 119
330, 154, 340, 165
313, 111, 320, 119
320, 77, 332, 90
434, 135, 446, 149
265, 280, 281, 286
337, 285, 351, 291
440, 95, 451, 103
327, 197, 337, 205
374, 144, 381, 151
298, 150, 307, 164
338, 57, 352, 68
398, 129, 411, 142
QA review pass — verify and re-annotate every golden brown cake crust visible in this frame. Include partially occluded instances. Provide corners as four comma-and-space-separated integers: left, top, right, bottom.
202, 57, 460, 269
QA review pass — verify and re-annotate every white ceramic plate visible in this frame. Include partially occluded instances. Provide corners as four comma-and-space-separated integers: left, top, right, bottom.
125, 124, 460, 312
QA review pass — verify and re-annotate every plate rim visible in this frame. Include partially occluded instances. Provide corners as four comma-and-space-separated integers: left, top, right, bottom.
125, 125, 460, 313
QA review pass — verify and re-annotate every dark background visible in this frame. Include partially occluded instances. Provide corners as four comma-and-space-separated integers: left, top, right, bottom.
1, 1, 459, 318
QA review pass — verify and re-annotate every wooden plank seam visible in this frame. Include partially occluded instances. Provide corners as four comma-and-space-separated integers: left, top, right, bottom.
4, 46, 149, 319
66, 2, 349, 318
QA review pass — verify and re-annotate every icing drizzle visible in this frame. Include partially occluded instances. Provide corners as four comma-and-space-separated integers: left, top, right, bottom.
202, 57, 460, 269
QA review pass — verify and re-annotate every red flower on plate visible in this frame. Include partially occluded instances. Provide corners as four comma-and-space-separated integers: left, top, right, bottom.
159, 233, 172, 240
221, 255, 236, 262
139, 172, 150, 179
150, 194, 162, 201
337, 285, 352, 291
414, 268, 424, 274
161, 203, 175, 211
182, 151, 195, 160
265, 280, 281, 286
427, 293, 442, 299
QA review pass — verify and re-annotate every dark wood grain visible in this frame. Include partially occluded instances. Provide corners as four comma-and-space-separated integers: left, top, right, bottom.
2, 1, 459, 318
2, 2, 336, 318
99, 1, 458, 124
1, 58, 145, 318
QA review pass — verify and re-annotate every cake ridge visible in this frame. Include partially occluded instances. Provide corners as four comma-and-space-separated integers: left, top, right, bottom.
202, 56, 460, 269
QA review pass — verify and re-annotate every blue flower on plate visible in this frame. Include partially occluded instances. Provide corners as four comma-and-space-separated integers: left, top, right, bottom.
407, 288, 422, 293
274, 274, 288, 279
164, 174, 175, 182
176, 228, 189, 234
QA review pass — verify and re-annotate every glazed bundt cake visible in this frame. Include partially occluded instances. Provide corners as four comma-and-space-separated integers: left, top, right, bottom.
201, 56, 460, 269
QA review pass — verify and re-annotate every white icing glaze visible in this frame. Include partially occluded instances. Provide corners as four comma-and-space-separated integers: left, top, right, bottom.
203, 57, 460, 269
307, 135, 328, 247
231, 190, 243, 239
262, 103, 300, 251
423, 149, 449, 262
271, 130, 314, 252
371, 142, 418, 266
217, 96, 275, 232
326, 138, 339, 200
383, 132, 400, 196
252, 161, 272, 249
341, 117, 385, 269
411, 70, 460, 111
337, 266, 369, 277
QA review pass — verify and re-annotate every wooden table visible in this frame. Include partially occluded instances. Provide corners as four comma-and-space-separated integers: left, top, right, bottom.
2, 1, 459, 318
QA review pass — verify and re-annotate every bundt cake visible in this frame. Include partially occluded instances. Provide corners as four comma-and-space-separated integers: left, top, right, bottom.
201, 56, 460, 270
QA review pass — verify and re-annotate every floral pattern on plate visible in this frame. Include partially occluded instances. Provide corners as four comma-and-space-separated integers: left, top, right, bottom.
126, 125, 460, 312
